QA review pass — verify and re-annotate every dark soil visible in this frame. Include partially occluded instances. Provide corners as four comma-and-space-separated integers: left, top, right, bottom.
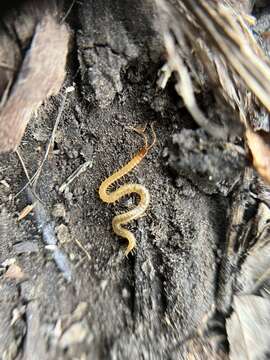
0, 1, 269, 359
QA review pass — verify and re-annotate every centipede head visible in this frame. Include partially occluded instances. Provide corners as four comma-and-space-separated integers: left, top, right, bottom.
130, 122, 157, 153
138, 146, 148, 159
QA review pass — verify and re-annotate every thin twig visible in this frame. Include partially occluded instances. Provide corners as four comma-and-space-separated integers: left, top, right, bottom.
60, 0, 76, 24
15, 149, 44, 204
59, 159, 93, 193
0, 63, 16, 71
0, 78, 13, 109
74, 238, 91, 261
32, 88, 73, 189
14, 86, 74, 199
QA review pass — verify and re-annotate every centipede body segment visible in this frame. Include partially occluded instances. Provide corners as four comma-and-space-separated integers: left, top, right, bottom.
98, 124, 155, 255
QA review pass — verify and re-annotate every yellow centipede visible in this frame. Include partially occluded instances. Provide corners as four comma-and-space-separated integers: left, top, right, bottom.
98, 125, 155, 256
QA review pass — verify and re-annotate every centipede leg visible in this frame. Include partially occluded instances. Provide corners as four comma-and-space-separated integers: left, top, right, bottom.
124, 241, 136, 257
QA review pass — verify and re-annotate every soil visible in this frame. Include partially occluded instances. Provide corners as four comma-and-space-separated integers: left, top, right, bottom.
0, 1, 269, 359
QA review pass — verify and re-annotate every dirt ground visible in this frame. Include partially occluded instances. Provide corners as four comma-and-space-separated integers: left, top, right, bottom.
0, 1, 270, 359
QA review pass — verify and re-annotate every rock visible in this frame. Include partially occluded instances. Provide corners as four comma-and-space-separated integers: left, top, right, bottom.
59, 322, 89, 349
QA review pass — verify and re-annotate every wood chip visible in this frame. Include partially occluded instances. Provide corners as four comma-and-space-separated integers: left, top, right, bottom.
18, 203, 36, 221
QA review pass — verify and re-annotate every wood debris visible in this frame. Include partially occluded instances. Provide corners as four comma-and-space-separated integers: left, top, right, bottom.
156, 1, 270, 358
18, 203, 36, 221
0, 14, 70, 152
59, 159, 93, 193
156, 0, 270, 185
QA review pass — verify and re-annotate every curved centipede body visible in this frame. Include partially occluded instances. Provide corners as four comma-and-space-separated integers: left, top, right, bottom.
99, 128, 155, 256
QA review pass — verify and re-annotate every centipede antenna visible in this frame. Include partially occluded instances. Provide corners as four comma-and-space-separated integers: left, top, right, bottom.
143, 131, 148, 149
129, 124, 149, 149
147, 122, 157, 151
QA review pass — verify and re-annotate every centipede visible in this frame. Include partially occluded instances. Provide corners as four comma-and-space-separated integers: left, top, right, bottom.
98, 124, 156, 256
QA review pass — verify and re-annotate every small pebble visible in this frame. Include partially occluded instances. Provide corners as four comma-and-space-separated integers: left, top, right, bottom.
52, 203, 66, 219
13, 241, 39, 254
59, 322, 88, 349
56, 224, 71, 244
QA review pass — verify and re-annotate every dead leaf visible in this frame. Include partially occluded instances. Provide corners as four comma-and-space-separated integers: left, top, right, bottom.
246, 127, 270, 184
227, 295, 270, 360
